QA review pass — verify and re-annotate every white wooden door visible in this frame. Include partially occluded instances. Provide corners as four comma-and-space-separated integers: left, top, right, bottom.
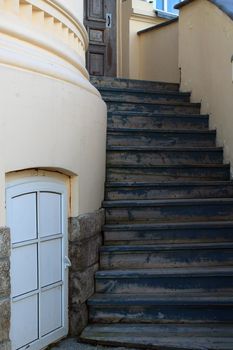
6, 179, 69, 350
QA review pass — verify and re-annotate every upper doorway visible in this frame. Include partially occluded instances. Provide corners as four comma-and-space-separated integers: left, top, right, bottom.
84, 0, 117, 77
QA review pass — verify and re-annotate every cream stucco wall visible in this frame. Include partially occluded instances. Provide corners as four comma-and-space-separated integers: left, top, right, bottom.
179, 0, 233, 173
139, 20, 180, 82
119, 0, 165, 79
0, 0, 107, 225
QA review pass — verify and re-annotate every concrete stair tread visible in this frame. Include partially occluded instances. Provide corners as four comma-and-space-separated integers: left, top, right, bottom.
88, 292, 233, 306
104, 221, 233, 231
105, 98, 200, 107
109, 111, 208, 118
91, 76, 180, 91
80, 324, 233, 350
107, 146, 222, 151
98, 86, 190, 96
96, 266, 233, 278
100, 242, 233, 253
103, 198, 233, 208
107, 128, 215, 134
105, 181, 233, 187
107, 164, 229, 168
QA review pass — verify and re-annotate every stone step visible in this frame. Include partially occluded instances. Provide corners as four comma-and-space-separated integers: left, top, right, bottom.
106, 164, 230, 182
90, 76, 179, 92
106, 147, 223, 166
103, 222, 233, 245
107, 129, 216, 147
100, 242, 233, 269
105, 181, 233, 200
100, 88, 190, 104
88, 293, 233, 324
107, 101, 201, 114
80, 323, 233, 350
104, 198, 233, 224
108, 113, 209, 130
95, 267, 233, 294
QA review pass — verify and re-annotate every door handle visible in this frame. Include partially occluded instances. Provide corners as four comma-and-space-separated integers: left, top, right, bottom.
106, 13, 112, 28
64, 256, 72, 269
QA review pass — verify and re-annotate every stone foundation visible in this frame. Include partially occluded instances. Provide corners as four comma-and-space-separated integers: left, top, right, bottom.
0, 228, 11, 350
69, 209, 105, 335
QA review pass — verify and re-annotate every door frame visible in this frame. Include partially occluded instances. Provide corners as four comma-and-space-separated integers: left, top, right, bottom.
6, 176, 69, 350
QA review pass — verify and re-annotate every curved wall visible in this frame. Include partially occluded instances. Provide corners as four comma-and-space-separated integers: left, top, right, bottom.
0, 0, 107, 225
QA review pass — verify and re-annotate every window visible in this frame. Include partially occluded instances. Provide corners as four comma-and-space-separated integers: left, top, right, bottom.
154, 0, 182, 15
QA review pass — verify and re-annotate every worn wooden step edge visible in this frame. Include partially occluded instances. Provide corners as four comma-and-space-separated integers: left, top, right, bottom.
105, 181, 233, 188
107, 128, 216, 135
108, 111, 208, 118
103, 198, 233, 208
99, 87, 190, 96
107, 164, 230, 169
106, 146, 223, 152
100, 242, 233, 253
103, 221, 233, 231
95, 266, 233, 279
90, 76, 180, 87
105, 99, 201, 108
87, 293, 233, 306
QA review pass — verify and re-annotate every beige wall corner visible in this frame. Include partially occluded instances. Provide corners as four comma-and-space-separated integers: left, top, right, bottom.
139, 19, 180, 83
178, 0, 233, 173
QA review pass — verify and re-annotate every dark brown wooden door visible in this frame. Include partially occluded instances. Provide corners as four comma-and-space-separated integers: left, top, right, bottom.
84, 0, 116, 77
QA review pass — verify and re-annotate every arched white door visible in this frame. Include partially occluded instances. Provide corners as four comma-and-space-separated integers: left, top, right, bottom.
6, 178, 69, 350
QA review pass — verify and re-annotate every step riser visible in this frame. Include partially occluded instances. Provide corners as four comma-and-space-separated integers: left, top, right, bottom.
102, 92, 190, 104
89, 306, 233, 324
105, 185, 233, 201
96, 276, 233, 294
107, 133, 216, 147
107, 103, 200, 115
108, 115, 209, 130
105, 204, 233, 224
104, 228, 233, 246
107, 167, 230, 182
91, 77, 179, 91
107, 150, 223, 166
100, 248, 233, 269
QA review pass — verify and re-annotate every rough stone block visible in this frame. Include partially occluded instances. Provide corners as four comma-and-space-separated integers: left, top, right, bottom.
69, 302, 88, 336
0, 229, 10, 259
0, 342, 11, 350
0, 261, 10, 297
70, 263, 98, 305
69, 209, 105, 242
0, 298, 10, 343
70, 234, 102, 271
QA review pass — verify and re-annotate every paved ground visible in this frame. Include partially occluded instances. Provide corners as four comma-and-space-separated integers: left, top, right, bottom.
50, 338, 139, 350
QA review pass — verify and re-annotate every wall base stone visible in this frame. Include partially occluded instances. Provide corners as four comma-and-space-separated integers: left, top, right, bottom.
0, 228, 10, 350
69, 209, 105, 336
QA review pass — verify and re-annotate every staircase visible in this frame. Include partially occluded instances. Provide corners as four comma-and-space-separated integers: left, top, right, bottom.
80, 77, 233, 350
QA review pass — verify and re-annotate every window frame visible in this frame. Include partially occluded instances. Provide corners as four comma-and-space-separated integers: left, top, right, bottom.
154, 0, 181, 15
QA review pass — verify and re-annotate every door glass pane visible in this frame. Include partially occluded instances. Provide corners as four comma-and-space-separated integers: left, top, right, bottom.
40, 239, 62, 287
39, 192, 61, 237
10, 193, 37, 244
12, 244, 38, 297
41, 286, 62, 336
11, 295, 38, 350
